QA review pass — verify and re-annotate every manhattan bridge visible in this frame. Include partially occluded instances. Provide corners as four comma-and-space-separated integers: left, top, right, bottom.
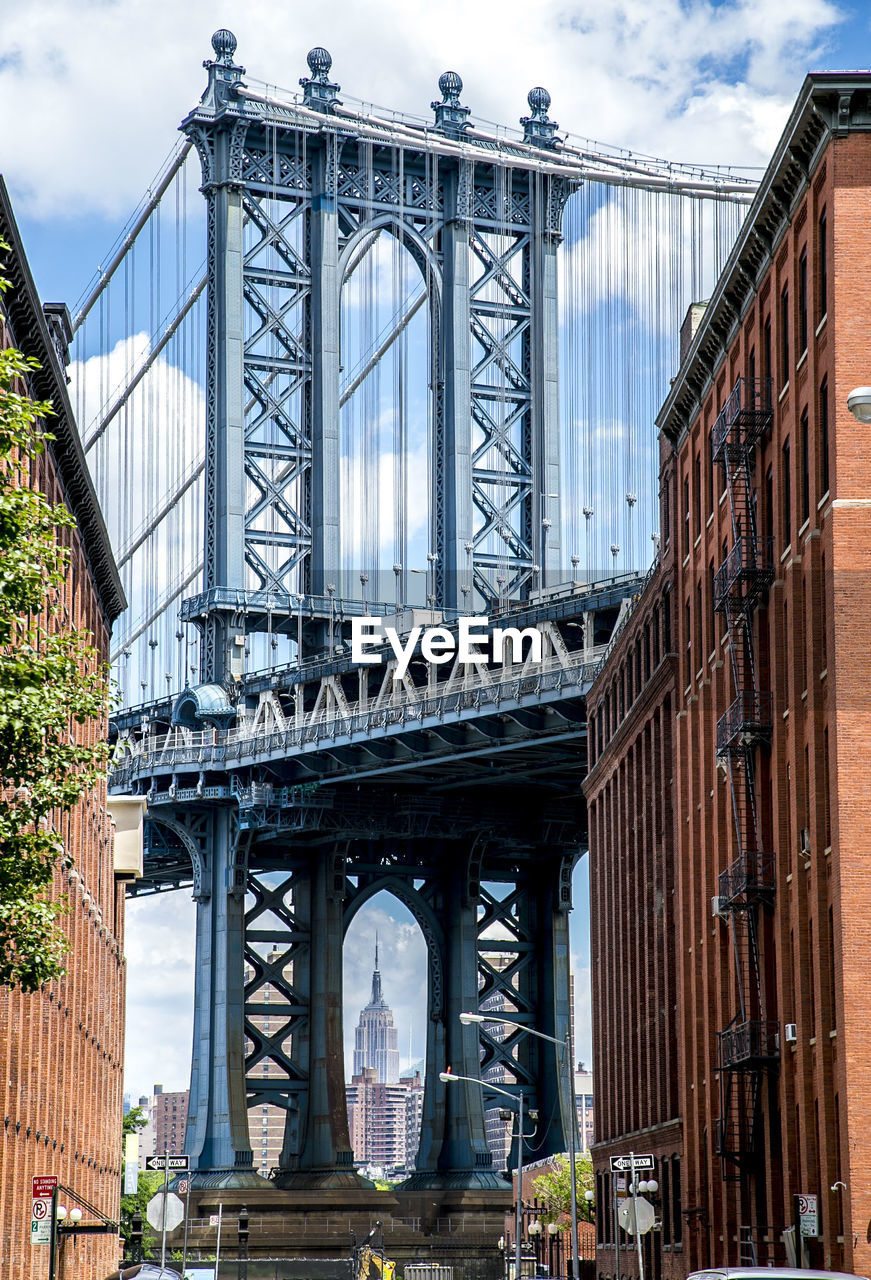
73, 32, 756, 1194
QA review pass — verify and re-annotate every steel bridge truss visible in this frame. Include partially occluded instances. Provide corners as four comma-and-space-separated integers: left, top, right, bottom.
182, 34, 570, 682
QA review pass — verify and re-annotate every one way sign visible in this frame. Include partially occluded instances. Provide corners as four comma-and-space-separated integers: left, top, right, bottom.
145, 1154, 190, 1171
610, 1154, 654, 1172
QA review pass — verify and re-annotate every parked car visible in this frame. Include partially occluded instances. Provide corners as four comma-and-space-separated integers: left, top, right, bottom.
105, 1265, 182, 1280
687, 1269, 869, 1280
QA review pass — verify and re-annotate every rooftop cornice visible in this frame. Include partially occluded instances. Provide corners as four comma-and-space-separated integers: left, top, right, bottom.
656, 71, 871, 445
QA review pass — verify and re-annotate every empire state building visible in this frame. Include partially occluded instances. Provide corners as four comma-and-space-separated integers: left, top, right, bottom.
352, 941, 400, 1083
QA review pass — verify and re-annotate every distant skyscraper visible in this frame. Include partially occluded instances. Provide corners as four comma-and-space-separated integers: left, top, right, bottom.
353, 940, 400, 1084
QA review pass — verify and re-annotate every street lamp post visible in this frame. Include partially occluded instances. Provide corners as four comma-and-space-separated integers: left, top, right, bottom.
441, 1071, 530, 1280
540, 493, 558, 592
460, 1011, 581, 1280
294, 592, 305, 665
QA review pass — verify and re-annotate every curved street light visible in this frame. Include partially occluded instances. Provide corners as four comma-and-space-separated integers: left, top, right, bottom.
441, 1071, 535, 1280
460, 1011, 582, 1280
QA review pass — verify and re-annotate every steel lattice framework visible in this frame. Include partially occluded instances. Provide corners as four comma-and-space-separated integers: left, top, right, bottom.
179, 33, 572, 682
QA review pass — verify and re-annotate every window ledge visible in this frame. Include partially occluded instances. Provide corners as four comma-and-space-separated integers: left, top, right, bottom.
779, 382, 790, 403
780, 544, 793, 564
694, 533, 702, 550
797, 348, 808, 372
820, 667, 828, 681
799, 518, 810, 538
829, 1029, 838, 1039
815, 314, 828, 338
707, 512, 714, 529
818, 490, 830, 511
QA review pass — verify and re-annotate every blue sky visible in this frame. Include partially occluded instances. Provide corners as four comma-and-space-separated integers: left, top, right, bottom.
3, 0, 870, 1098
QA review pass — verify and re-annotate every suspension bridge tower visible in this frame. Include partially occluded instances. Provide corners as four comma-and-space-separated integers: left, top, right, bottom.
104, 27, 748, 1265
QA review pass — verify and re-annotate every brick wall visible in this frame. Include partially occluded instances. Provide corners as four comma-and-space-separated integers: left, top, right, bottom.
584, 569, 684, 1280
586, 83, 871, 1280
0, 285, 126, 1273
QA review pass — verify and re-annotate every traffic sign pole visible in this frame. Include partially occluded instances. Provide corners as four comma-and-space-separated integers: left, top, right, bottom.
181, 1178, 191, 1278
48, 1186, 59, 1280
160, 1149, 170, 1271
613, 1170, 619, 1280
631, 1153, 645, 1280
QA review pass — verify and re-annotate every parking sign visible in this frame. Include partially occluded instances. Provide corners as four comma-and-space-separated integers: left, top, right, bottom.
31, 1176, 57, 1246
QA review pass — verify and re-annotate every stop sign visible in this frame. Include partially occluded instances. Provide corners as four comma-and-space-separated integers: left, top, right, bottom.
145, 1190, 185, 1232
618, 1195, 656, 1236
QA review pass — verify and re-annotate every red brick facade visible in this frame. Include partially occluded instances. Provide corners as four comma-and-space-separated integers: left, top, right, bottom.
0, 182, 126, 1278
585, 75, 871, 1278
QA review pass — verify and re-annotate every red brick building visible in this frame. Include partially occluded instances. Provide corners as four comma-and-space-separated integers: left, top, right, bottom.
585, 73, 871, 1279
0, 180, 128, 1278
153, 1088, 190, 1160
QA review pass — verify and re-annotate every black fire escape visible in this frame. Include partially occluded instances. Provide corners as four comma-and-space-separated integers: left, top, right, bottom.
711, 377, 777, 1179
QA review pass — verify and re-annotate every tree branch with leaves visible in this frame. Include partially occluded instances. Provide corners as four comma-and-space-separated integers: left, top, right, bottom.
0, 249, 109, 991
532, 1152, 595, 1227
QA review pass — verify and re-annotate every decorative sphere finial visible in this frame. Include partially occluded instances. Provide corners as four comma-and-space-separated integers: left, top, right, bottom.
307, 46, 333, 76
521, 85, 558, 148
439, 70, 463, 100
211, 29, 237, 61
528, 86, 551, 115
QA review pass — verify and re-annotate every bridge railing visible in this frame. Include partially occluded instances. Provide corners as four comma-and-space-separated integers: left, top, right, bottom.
112, 646, 604, 781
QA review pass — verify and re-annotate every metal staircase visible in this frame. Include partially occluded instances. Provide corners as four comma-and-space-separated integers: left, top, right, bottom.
711, 376, 777, 1178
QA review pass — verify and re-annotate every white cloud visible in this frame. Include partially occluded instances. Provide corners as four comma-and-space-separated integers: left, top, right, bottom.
1, 0, 844, 220
124, 891, 197, 1098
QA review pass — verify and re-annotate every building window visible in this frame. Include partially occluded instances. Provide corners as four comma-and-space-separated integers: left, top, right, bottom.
824, 727, 831, 847
763, 315, 772, 383
798, 247, 808, 355
800, 407, 810, 524
683, 475, 690, 555
780, 284, 790, 387
685, 598, 692, 686
694, 451, 701, 536
748, 344, 756, 386
782, 436, 791, 547
818, 207, 828, 323
809, 917, 816, 1031
707, 428, 715, 515
829, 904, 837, 1030
671, 1155, 682, 1243
820, 552, 827, 670
765, 464, 774, 544
819, 377, 830, 497
662, 476, 671, 550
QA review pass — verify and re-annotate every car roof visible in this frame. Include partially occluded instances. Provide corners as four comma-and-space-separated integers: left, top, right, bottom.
687, 1270, 868, 1280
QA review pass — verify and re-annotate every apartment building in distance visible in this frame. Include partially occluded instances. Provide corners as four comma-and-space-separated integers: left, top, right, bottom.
137, 1084, 190, 1160
585, 72, 871, 1280
0, 180, 129, 1280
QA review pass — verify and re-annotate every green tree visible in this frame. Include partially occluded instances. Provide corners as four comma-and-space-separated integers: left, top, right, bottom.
0, 249, 109, 990
532, 1152, 595, 1226
120, 1169, 164, 1256
123, 1106, 148, 1139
